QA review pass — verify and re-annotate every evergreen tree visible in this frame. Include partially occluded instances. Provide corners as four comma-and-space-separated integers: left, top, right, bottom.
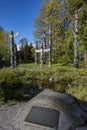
33, 0, 50, 41
33, 0, 87, 65
67, 0, 87, 64
46, 0, 70, 63
23, 43, 34, 63
17, 39, 34, 63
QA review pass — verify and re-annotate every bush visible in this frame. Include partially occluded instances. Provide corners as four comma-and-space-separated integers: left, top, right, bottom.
0, 68, 24, 103
0, 63, 87, 104
67, 86, 87, 101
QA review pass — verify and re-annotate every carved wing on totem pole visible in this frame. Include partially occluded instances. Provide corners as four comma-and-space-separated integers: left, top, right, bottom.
9, 34, 12, 38
9, 32, 18, 38
35, 48, 50, 53
35, 50, 41, 53
44, 48, 50, 52
14, 32, 19, 37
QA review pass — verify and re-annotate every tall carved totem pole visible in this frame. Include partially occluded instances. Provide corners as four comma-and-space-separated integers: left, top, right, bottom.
9, 31, 18, 68
49, 25, 52, 67
74, 10, 79, 68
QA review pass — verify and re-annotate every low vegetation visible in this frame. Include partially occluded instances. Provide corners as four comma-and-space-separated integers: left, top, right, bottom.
0, 63, 87, 105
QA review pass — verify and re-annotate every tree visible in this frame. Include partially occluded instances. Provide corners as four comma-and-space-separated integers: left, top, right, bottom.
0, 31, 10, 67
33, 0, 87, 65
33, 0, 50, 41
67, 0, 87, 64
45, 0, 71, 63
23, 43, 34, 63
17, 39, 34, 63
17, 38, 28, 63
19, 38, 28, 46
0, 26, 4, 32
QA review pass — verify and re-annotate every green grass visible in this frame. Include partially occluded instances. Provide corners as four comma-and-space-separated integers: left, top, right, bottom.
67, 86, 87, 101
0, 63, 87, 103
17, 63, 87, 101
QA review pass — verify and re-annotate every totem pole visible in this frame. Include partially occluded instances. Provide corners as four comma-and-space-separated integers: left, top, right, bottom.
14, 44, 17, 66
9, 31, 18, 68
35, 47, 50, 68
74, 10, 79, 68
35, 40, 38, 64
42, 31, 46, 63
49, 25, 52, 67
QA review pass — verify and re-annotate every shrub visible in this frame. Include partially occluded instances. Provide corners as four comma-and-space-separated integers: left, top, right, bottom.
0, 68, 24, 103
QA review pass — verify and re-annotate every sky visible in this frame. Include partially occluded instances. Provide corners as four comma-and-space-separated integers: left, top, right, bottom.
0, 0, 44, 44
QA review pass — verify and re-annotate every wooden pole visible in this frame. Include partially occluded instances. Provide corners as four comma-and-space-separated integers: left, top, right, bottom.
9, 31, 18, 68
49, 25, 52, 67
14, 44, 17, 67
74, 10, 79, 68
10, 31, 14, 68
43, 32, 46, 64
35, 40, 38, 64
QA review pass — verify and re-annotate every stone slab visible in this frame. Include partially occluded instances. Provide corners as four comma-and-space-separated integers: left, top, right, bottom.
13, 89, 87, 130
0, 89, 87, 130
75, 127, 87, 130
25, 106, 59, 129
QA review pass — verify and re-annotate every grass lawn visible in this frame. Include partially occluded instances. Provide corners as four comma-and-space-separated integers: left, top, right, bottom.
16, 63, 87, 101
0, 63, 87, 103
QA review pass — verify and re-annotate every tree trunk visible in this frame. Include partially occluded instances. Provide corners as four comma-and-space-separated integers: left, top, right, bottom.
84, 53, 87, 64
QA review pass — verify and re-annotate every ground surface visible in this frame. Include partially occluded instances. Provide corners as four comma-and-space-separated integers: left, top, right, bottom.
0, 89, 87, 130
